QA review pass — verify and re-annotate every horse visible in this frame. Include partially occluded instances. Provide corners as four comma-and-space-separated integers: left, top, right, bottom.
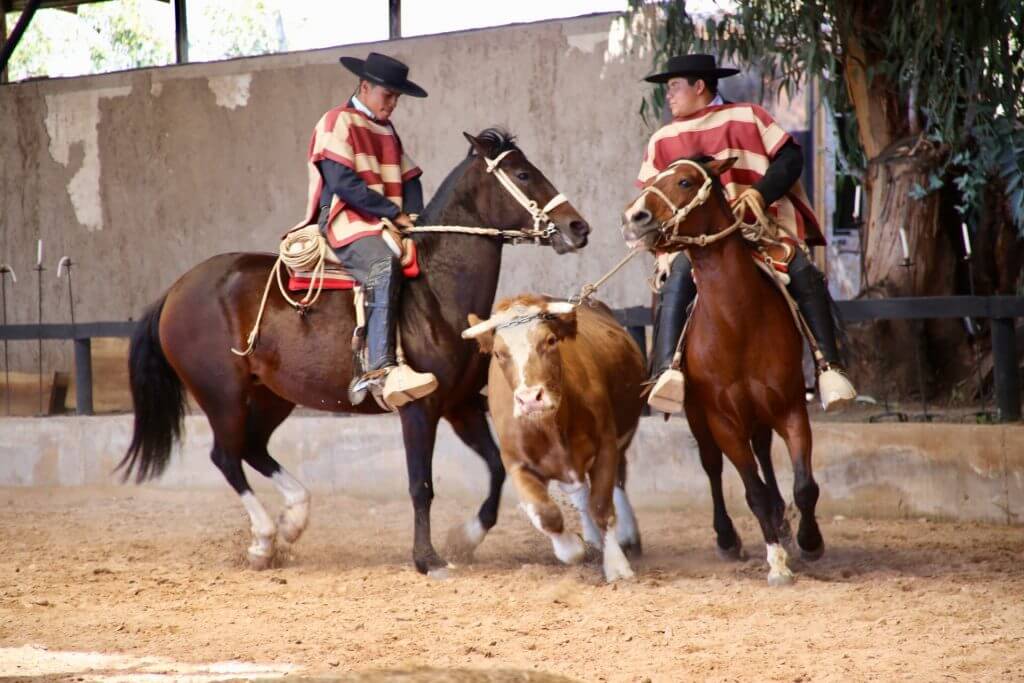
118, 128, 592, 575
621, 157, 824, 585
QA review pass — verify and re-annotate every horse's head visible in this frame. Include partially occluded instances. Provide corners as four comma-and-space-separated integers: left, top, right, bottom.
462, 130, 590, 254
621, 156, 737, 252
462, 295, 577, 418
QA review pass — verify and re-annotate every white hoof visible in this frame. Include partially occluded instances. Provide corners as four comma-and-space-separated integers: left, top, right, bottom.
446, 517, 487, 561
552, 532, 586, 565
277, 499, 310, 544
766, 542, 794, 586
247, 538, 275, 570
603, 528, 635, 582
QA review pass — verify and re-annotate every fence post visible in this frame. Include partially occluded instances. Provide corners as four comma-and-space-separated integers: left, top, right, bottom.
73, 338, 94, 416
991, 318, 1020, 422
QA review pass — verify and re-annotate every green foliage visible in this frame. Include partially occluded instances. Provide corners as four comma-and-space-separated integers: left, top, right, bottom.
5, 11, 54, 81
626, 0, 1024, 234
79, 0, 173, 72
190, 0, 283, 61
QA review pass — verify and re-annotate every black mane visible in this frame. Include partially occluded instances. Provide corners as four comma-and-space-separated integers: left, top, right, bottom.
418, 127, 519, 226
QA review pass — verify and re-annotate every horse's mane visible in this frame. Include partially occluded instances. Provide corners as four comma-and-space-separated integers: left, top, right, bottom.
417, 127, 519, 231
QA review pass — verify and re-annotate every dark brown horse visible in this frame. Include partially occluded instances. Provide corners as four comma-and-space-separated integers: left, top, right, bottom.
118, 129, 591, 574
621, 157, 824, 585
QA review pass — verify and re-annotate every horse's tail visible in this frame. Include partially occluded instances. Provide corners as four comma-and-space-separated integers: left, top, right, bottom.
116, 294, 186, 483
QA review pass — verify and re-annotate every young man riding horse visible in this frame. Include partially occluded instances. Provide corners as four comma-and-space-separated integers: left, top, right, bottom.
292, 52, 435, 407
633, 54, 856, 413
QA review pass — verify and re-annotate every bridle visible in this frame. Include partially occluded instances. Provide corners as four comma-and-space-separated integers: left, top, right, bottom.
482, 148, 568, 243
638, 159, 745, 248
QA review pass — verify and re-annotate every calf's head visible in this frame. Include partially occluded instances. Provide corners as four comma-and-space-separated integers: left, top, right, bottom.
462, 296, 578, 418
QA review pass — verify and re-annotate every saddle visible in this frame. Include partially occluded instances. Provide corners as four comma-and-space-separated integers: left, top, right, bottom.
283, 225, 421, 293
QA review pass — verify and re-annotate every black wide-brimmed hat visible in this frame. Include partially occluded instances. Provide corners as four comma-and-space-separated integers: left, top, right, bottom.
643, 53, 740, 84
339, 52, 428, 98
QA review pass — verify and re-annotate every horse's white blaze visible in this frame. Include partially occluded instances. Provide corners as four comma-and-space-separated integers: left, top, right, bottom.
522, 502, 584, 565
241, 491, 276, 559
613, 486, 639, 546
561, 481, 602, 547
625, 193, 649, 221
603, 526, 634, 582
271, 468, 310, 541
766, 542, 794, 584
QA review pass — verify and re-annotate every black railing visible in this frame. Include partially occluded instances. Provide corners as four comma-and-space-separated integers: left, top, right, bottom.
1, 296, 1022, 421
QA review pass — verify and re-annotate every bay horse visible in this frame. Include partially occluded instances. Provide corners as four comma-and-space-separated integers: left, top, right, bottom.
118, 128, 592, 575
621, 157, 824, 585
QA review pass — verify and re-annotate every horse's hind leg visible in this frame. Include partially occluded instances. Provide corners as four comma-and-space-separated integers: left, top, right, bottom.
778, 408, 824, 561
444, 401, 505, 562
712, 419, 794, 586
687, 407, 743, 560
240, 386, 309, 545
751, 424, 792, 546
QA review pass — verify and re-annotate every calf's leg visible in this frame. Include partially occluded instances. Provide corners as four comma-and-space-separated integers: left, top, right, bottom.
509, 463, 585, 565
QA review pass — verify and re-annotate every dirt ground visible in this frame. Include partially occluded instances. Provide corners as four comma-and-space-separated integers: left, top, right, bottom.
1, 487, 1022, 682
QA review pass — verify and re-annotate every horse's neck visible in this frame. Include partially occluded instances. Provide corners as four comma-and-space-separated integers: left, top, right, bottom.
413, 207, 504, 322
689, 234, 773, 314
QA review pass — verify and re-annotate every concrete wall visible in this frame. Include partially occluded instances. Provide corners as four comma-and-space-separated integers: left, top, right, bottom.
2, 414, 1021, 525
0, 13, 660, 372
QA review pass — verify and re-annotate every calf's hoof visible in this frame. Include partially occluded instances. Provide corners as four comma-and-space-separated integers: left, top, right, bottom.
767, 570, 795, 587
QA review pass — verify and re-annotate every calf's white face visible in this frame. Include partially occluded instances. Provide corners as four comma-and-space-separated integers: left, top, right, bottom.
463, 301, 577, 419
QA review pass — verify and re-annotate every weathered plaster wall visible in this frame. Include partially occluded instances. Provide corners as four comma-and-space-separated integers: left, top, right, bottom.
1, 14, 662, 372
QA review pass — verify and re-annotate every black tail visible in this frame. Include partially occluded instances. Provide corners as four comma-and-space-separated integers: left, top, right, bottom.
116, 295, 186, 483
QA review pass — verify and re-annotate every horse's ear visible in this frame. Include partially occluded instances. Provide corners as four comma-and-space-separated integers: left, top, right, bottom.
463, 132, 489, 158
705, 157, 738, 177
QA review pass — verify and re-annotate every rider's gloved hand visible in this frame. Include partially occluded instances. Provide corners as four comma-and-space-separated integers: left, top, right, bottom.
732, 187, 766, 212
394, 213, 416, 229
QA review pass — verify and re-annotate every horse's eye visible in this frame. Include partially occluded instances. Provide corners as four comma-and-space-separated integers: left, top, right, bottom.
516, 172, 530, 181
678, 178, 691, 188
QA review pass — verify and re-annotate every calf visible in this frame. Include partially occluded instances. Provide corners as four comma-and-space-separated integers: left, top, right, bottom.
462, 295, 645, 581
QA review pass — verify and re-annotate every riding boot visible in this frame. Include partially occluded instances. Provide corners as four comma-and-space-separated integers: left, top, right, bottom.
786, 253, 857, 412
351, 257, 437, 409
647, 254, 698, 414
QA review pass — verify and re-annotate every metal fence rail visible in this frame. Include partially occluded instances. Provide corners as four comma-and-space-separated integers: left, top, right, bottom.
1, 296, 1022, 420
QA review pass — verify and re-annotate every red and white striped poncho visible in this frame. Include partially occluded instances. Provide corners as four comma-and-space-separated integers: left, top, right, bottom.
637, 103, 824, 246
292, 104, 421, 248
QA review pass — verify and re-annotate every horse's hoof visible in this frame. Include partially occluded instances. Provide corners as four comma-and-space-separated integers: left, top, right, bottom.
444, 518, 486, 563
414, 551, 449, 576
247, 549, 274, 570
799, 539, 826, 562
277, 503, 309, 545
716, 536, 745, 561
427, 566, 453, 580
620, 538, 643, 559
767, 570, 796, 587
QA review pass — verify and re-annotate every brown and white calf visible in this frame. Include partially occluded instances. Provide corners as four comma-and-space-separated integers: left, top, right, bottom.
462, 295, 645, 581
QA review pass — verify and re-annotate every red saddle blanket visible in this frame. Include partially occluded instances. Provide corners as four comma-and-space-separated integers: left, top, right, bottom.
287, 242, 421, 292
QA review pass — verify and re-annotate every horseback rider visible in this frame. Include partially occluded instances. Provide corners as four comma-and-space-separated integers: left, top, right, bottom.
637, 54, 857, 412
296, 52, 436, 407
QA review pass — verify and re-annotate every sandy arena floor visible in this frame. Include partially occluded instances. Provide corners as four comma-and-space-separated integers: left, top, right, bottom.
0, 486, 1022, 682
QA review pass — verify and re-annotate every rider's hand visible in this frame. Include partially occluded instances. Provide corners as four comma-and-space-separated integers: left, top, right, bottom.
733, 188, 766, 211
394, 213, 415, 229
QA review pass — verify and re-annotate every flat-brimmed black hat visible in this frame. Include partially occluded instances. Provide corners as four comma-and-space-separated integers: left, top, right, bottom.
339, 52, 428, 98
643, 53, 740, 84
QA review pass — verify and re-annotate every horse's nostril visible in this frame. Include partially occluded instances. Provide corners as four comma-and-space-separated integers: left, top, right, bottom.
570, 220, 590, 237
630, 209, 652, 224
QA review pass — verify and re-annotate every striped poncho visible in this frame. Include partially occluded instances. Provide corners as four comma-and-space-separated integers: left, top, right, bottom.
292, 104, 421, 248
637, 103, 824, 246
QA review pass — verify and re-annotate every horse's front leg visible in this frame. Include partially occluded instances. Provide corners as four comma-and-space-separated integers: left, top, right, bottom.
399, 403, 448, 575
